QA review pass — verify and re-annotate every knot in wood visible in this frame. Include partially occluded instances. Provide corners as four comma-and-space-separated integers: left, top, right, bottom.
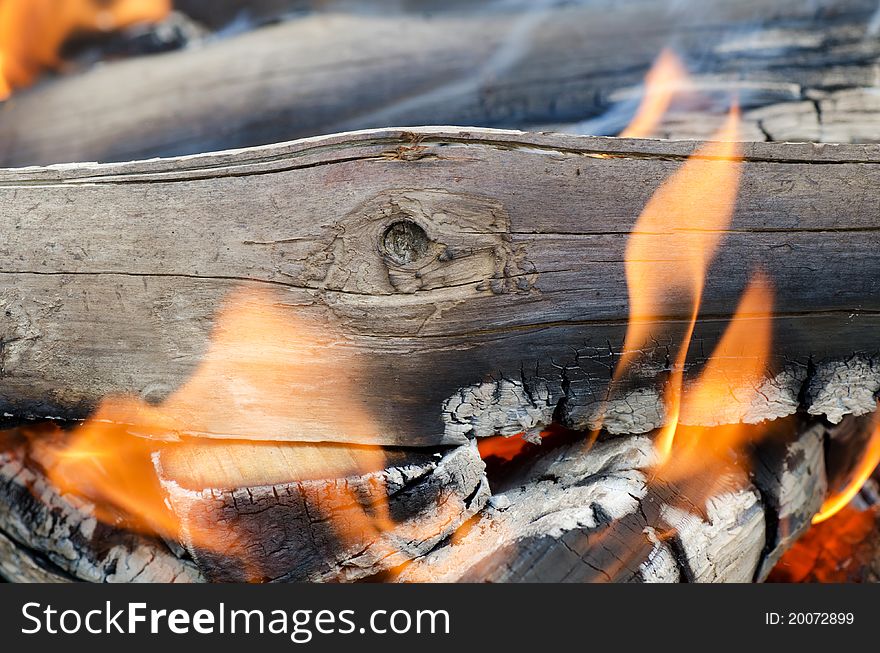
382, 219, 429, 265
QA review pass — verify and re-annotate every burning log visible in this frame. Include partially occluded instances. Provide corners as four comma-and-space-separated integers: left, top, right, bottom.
3, 0, 880, 166
1, 0, 879, 587
0, 425, 489, 583
399, 417, 850, 583
752, 422, 827, 580
1, 127, 880, 582
1, 416, 857, 584
0, 429, 489, 583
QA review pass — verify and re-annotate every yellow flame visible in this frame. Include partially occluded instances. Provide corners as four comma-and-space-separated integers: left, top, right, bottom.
620, 49, 690, 138
657, 272, 774, 480
614, 107, 742, 461
813, 412, 880, 524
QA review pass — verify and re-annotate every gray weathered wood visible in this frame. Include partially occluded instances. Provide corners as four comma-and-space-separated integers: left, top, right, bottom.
623, 87, 880, 144
752, 422, 827, 581
413, 436, 668, 583
3, 0, 880, 167
2, 128, 880, 447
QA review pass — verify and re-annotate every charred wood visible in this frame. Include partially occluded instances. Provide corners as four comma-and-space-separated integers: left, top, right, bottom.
155, 441, 488, 582
0, 434, 202, 583
400, 416, 844, 583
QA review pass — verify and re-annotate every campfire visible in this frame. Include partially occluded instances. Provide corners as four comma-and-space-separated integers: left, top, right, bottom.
1, 0, 880, 585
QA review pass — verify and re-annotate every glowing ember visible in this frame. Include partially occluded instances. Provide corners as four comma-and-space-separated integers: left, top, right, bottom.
477, 431, 551, 463
0, 0, 171, 98
620, 49, 690, 138
813, 412, 880, 524
612, 106, 742, 461
770, 506, 878, 582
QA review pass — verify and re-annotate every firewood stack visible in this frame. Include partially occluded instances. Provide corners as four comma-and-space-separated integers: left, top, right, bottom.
1, 0, 880, 584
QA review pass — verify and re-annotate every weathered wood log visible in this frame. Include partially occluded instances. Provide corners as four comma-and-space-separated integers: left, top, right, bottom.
1, 128, 880, 449
605, 87, 880, 144
0, 426, 488, 582
396, 436, 760, 582
3, 0, 880, 167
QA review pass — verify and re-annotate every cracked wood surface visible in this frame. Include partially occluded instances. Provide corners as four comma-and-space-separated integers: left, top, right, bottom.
0, 414, 866, 583
156, 441, 488, 582
2, 0, 880, 167
399, 415, 845, 583
2, 128, 880, 447
0, 433, 203, 583
753, 422, 827, 581
584, 87, 880, 145
0, 433, 489, 583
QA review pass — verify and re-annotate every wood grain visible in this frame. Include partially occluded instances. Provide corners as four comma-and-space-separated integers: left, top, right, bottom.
1, 128, 879, 447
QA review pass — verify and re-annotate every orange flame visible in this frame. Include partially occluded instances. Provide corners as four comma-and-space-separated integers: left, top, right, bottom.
813, 412, 880, 524
0, 0, 171, 98
619, 49, 690, 138
656, 272, 774, 480
32, 288, 392, 557
32, 417, 185, 544
613, 107, 742, 461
